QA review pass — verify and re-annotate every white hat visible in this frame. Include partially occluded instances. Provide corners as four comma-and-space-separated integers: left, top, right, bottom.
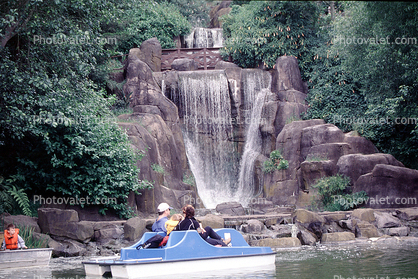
157, 203, 172, 213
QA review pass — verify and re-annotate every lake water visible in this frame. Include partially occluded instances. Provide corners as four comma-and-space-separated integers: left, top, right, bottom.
1, 239, 417, 279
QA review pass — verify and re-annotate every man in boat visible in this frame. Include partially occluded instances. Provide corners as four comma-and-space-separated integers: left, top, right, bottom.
151, 202, 172, 236
1, 223, 27, 250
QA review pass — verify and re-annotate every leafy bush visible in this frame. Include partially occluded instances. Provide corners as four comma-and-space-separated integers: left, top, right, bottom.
111, 1, 192, 53
263, 150, 289, 173
221, 1, 321, 77
311, 174, 368, 211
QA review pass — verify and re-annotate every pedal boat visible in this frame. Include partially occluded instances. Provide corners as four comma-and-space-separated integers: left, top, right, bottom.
83, 228, 276, 278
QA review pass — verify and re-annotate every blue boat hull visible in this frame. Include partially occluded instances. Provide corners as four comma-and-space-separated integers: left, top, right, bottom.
83, 228, 276, 278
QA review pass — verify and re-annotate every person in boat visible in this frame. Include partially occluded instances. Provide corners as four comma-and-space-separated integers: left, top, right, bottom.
151, 202, 172, 236
174, 204, 231, 247
1, 223, 27, 250
165, 213, 183, 236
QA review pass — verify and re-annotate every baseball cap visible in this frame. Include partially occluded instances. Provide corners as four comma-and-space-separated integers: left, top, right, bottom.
157, 203, 172, 213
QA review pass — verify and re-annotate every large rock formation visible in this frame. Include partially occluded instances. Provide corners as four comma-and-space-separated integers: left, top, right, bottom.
115, 37, 418, 214
117, 38, 200, 213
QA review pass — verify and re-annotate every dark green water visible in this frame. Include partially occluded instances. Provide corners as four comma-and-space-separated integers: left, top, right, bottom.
1, 239, 417, 279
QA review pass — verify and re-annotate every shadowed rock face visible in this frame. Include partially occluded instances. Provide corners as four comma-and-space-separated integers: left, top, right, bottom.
118, 39, 198, 213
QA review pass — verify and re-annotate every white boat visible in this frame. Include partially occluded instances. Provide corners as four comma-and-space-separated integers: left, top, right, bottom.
0, 248, 53, 269
83, 228, 276, 278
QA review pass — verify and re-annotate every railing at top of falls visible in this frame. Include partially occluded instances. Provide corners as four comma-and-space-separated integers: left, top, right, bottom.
161, 47, 223, 71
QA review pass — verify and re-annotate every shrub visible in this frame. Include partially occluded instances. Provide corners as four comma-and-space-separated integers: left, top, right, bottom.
311, 174, 368, 211
263, 150, 289, 173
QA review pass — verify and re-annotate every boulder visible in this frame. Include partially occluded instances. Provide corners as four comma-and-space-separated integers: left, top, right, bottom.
339, 219, 355, 232
274, 56, 305, 93
199, 214, 224, 229
354, 164, 418, 208
209, 1, 232, 28
270, 224, 293, 238
38, 208, 79, 233
3, 214, 41, 233
297, 227, 318, 246
31, 232, 51, 248
300, 124, 345, 159
353, 220, 379, 238
383, 227, 410, 236
292, 209, 326, 224
215, 202, 246, 216
275, 119, 325, 181
241, 220, 265, 234
124, 217, 147, 241
324, 222, 345, 233
343, 132, 377, 155
300, 160, 337, 190
351, 208, 376, 222
94, 224, 124, 244
139, 37, 162, 72
37, 208, 93, 241
49, 237, 87, 257
215, 61, 239, 69
277, 89, 307, 104
171, 58, 198, 71
396, 208, 418, 221
259, 237, 301, 248
374, 212, 402, 228
337, 153, 403, 184
321, 232, 355, 243
322, 212, 349, 223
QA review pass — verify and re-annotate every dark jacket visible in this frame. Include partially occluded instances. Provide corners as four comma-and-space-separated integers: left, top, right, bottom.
174, 217, 200, 231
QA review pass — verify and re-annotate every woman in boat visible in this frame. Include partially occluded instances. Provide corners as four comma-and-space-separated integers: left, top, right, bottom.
174, 204, 231, 247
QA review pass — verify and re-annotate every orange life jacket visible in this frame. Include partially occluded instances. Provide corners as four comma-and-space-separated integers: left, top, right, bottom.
4, 228, 19, 250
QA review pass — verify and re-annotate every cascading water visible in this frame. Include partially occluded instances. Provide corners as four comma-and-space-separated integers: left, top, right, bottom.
235, 88, 270, 207
164, 68, 271, 208
184, 28, 224, 48
177, 71, 240, 208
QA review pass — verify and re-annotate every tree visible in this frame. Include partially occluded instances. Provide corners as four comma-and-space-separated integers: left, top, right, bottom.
220, 1, 321, 78
332, 2, 418, 169
0, 0, 142, 218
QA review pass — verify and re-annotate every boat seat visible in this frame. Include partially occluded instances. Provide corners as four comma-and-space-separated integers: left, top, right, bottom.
214, 228, 250, 247
166, 231, 187, 247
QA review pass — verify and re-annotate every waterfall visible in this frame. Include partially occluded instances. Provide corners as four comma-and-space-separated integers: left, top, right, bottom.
164, 69, 271, 209
177, 71, 239, 208
241, 69, 272, 129
184, 28, 224, 48
235, 88, 270, 207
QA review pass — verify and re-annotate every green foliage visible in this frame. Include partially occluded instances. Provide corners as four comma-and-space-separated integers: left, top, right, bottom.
18, 226, 49, 249
0, 176, 32, 216
304, 2, 418, 169
311, 174, 368, 211
151, 164, 165, 174
263, 150, 289, 173
0, 0, 146, 219
139, 180, 154, 190
221, 1, 321, 77
157, 0, 212, 27
183, 173, 196, 187
109, 1, 191, 53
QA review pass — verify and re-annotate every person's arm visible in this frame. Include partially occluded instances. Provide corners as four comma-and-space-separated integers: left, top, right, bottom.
17, 235, 27, 249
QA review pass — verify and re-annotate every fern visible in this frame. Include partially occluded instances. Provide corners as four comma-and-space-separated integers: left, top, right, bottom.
7, 186, 32, 216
